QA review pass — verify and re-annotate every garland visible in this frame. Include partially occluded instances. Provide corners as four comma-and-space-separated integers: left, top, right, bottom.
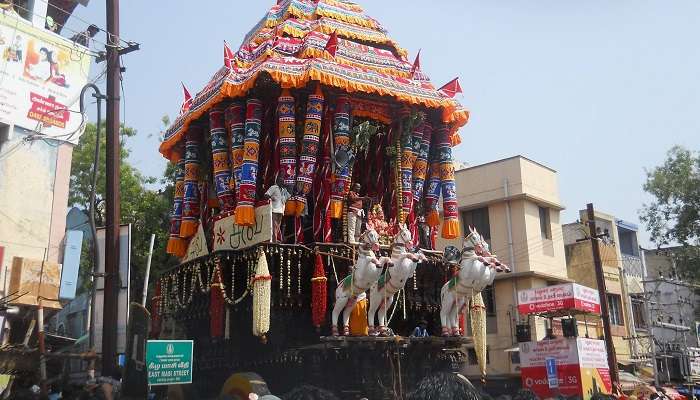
210, 261, 225, 338
311, 253, 328, 330
252, 249, 272, 342
471, 292, 487, 381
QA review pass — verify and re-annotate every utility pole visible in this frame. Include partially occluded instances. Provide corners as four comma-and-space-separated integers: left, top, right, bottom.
586, 203, 620, 385
102, 0, 121, 378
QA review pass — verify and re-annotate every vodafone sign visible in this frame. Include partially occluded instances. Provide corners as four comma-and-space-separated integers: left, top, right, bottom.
517, 283, 601, 315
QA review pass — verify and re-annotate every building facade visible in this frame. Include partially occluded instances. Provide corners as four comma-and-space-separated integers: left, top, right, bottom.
436, 156, 570, 384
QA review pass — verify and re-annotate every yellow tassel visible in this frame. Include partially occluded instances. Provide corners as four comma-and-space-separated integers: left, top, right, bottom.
234, 206, 256, 227
329, 200, 344, 219
252, 249, 272, 341
441, 218, 461, 240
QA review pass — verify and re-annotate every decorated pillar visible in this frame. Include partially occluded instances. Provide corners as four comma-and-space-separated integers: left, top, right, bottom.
400, 114, 425, 223
289, 85, 325, 216
226, 101, 246, 202
330, 95, 352, 219
166, 153, 186, 257
180, 126, 203, 238
412, 121, 432, 206
436, 124, 460, 239
209, 105, 235, 211
277, 89, 297, 200
235, 98, 263, 226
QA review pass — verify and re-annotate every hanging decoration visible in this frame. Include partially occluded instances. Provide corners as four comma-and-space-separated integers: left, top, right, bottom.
399, 112, 424, 223
288, 84, 325, 216
236, 98, 263, 226
252, 249, 272, 342
437, 124, 460, 239
313, 105, 333, 242
166, 154, 187, 257
210, 261, 225, 339
180, 126, 203, 238
277, 90, 298, 194
470, 292, 488, 381
226, 101, 246, 201
209, 105, 235, 211
311, 255, 327, 331
412, 121, 432, 207
424, 146, 442, 228
330, 95, 352, 219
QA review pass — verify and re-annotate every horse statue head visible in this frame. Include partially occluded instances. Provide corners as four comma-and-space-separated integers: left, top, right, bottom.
359, 224, 381, 253
463, 226, 485, 253
393, 223, 413, 249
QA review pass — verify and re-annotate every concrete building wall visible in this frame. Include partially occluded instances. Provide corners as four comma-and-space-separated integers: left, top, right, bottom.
0, 128, 73, 293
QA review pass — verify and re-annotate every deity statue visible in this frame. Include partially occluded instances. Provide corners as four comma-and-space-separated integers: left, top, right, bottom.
368, 204, 391, 246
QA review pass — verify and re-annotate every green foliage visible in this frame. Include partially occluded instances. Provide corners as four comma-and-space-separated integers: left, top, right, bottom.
640, 146, 700, 281
351, 119, 382, 157
70, 121, 177, 296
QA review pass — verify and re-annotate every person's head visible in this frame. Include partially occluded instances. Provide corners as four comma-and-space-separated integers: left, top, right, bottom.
39, 47, 53, 63
283, 385, 340, 400
87, 24, 99, 37
407, 372, 481, 400
353, 183, 361, 192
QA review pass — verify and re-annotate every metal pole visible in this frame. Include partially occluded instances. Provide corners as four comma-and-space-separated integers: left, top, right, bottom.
586, 203, 620, 384
37, 304, 48, 396
141, 234, 155, 307
102, 0, 121, 378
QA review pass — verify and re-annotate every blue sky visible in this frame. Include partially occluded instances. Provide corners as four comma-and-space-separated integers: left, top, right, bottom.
67, 0, 700, 247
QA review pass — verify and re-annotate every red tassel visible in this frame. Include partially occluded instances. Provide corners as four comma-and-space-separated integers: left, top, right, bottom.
311, 254, 328, 330
150, 281, 162, 339
210, 267, 225, 339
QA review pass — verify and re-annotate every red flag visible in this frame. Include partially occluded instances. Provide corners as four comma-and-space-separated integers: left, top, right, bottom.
224, 40, 235, 69
324, 31, 339, 57
180, 83, 192, 115
438, 77, 462, 98
410, 50, 421, 78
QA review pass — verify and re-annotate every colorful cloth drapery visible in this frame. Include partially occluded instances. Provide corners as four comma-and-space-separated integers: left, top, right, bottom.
235, 98, 263, 226
436, 124, 460, 239
226, 101, 246, 200
330, 95, 352, 219
209, 105, 235, 211
289, 85, 325, 216
400, 116, 424, 223
313, 104, 333, 242
277, 90, 297, 197
412, 121, 432, 205
180, 126, 203, 238
424, 146, 442, 228
166, 155, 186, 257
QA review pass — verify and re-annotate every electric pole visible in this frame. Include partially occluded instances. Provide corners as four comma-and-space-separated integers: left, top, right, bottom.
586, 203, 620, 385
102, 0, 121, 377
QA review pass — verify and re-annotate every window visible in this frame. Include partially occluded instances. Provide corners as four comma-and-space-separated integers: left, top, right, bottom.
483, 285, 496, 316
462, 207, 491, 241
539, 206, 551, 240
468, 347, 490, 365
631, 299, 647, 329
607, 294, 624, 326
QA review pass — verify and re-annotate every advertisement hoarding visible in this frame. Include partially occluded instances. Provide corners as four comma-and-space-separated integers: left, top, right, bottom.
517, 283, 601, 315
0, 12, 90, 141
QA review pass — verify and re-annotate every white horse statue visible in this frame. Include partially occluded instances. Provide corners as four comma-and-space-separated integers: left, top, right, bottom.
368, 223, 427, 336
331, 226, 392, 336
439, 226, 509, 336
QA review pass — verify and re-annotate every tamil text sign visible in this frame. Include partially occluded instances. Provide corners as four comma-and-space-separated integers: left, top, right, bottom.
146, 340, 193, 386
213, 204, 272, 252
0, 12, 90, 141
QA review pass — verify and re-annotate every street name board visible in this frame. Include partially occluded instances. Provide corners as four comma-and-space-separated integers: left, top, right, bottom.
146, 340, 193, 386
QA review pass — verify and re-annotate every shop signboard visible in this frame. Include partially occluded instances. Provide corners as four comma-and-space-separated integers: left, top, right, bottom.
146, 340, 193, 386
520, 337, 611, 400
0, 12, 90, 141
517, 283, 601, 315
213, 204, 272, 252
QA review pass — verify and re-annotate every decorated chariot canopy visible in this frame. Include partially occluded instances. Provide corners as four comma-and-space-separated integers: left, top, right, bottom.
161, 0, 469, 259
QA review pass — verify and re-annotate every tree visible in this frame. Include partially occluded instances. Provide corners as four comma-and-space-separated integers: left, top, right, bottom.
640, 146, 700, 281
69, 121, 178, 297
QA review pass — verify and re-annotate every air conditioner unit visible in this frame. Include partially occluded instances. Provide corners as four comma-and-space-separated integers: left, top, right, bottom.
0, 122, 12, 142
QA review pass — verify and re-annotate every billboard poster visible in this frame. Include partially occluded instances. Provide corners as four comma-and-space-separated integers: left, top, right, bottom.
0, 12, 91, 141
520, 338, 611, 400
517, 283, 601, 315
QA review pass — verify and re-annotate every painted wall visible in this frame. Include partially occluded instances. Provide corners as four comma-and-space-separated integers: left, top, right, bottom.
0, 127, 73, 294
